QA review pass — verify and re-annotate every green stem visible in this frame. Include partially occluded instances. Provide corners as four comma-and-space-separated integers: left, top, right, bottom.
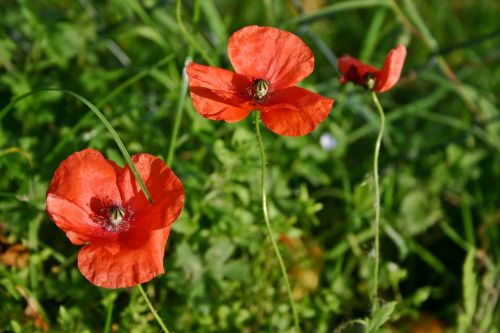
137, 284, 170, 333
388, 0, 479, 118
370, 91, 385, 312
167, 0, 198, 166
103, 297, 114, 333
254, 112, 300, 332
60, 90, 153, 203
43, 54, 176, 164
0, 89, 152, 203
176, 0, 215, 66
166, 57, 191, 166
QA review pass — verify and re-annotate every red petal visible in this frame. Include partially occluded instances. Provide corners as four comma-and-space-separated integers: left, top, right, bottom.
46, 194, 120, 253
47, 149, 121, 207
46, 149, 121, 241
186, 62, 253, 122
376, 45, 407, 93
117, 154, 184, 232
228, 26, 314, 89
77, 227, 170, 288
338, 55, 378, 87
259, 87, 334, 136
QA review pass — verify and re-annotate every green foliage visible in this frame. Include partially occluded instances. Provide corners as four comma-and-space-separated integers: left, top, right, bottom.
1, 0, 500, 332
457, 248, 478, 333
365, 301, 397, 332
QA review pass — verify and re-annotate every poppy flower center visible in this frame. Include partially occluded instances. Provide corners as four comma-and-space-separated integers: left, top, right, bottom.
100, 203, 131, 232
252, 79, 270, 101
364, 73, 376, 90
108, 205, 126, 225
89, 199, 132, 233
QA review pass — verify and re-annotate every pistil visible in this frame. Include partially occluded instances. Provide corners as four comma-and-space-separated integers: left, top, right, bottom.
252, 79, 270, 101
108, 205, 126, 226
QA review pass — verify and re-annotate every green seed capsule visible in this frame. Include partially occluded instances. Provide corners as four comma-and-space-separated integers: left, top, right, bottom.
253, 79, 269, 100
365, 73, 376, 91
108, 206, 125, 225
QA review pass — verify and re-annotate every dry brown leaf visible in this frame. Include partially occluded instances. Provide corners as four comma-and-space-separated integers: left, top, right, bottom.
0, 243, 30, 268
291, 267, 320, 300
16, 286, 49, 332
409, 316, 444, 333
280, 234, 324, 300
301, 0, 325, 13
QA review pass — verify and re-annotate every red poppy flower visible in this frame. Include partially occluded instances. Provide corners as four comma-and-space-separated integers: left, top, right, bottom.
338, 45, 407, 93
46, 149, 184, 289
186, 25, 334, 136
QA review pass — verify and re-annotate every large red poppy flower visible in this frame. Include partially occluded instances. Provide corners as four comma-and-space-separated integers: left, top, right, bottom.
338, 45, 407, 93
186, 25, 334, 136
46, 149, 184, 289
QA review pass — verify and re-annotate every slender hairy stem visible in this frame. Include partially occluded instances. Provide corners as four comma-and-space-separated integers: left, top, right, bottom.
254, 112, 300, 332
137, 284, 170, 333
370, 92, 385, 311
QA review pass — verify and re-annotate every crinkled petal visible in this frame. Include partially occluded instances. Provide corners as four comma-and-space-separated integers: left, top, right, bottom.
77, 227, 170, 288
46, 149, 121, 242
376, 45, 407, 93
47, 148, 121, 209
186, 62, 253, 122
259, 87, 334, 136
338, 55, 379, 87
46, 194, 120, 253
228, 26, 314, 89
117, 154, 184, 232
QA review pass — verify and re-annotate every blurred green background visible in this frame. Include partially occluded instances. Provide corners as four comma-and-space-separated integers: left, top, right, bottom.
1, 0, 500, 332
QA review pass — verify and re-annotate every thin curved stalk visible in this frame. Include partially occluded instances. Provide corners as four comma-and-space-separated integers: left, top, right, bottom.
0, 89, 152, 203
254, 112, 301, 332
43, 54, 176, 164
370, 92, 385, 311
103, 296, 114, 333
137, 284, 170, 333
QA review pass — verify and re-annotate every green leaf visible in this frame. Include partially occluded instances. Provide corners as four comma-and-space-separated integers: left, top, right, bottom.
175, 241, 204, 283
457, 248, 478, 333
206, 238, 235, 265
366, 301, 397, 332
200, 0, 228, 46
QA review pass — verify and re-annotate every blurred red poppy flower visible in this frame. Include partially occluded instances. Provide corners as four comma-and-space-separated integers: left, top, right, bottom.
338, 45, 407, 93
46, 149, 184, 289
186, 25, 334, 136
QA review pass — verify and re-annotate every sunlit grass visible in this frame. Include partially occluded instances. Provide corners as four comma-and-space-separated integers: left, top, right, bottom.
1, 0, 499, 332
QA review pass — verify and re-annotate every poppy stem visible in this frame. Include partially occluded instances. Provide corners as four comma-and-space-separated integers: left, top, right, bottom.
370, 92, 385, 312
254, 112, 301, 333
137, 284, 171, 333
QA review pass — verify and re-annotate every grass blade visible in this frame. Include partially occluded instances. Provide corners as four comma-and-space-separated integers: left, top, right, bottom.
366, 301, 397, 332
457, 248, 478, 333
286, 0, 389, 25
166, 57, 191, 166
0, 89, 152, 202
